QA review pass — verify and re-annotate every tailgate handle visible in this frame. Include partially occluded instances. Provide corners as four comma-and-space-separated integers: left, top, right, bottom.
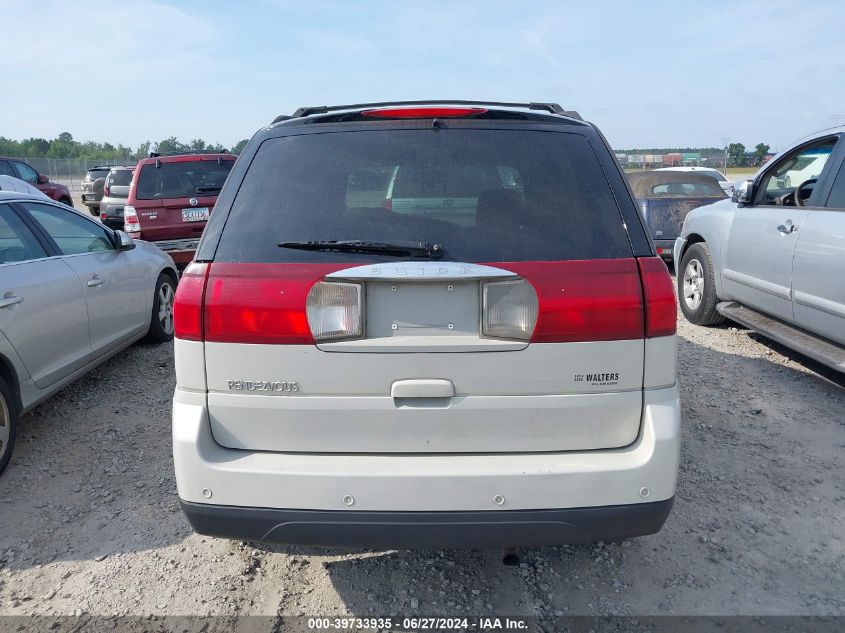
391, 379, 455, 399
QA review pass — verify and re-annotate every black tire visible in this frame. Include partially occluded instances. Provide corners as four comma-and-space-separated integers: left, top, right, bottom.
677, 242, 724, 326
59, 197, 74, 209
0, 376, 18, 476
88, 206, 100, 217
143, 273, 177, 344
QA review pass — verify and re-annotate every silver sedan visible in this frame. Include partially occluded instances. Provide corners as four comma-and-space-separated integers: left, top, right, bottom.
0, 192, 178, 473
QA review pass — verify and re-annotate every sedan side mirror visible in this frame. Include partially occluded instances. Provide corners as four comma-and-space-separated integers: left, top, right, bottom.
732, 180, 753, 206
37, 173, 49, 184
114, 230, 135, 251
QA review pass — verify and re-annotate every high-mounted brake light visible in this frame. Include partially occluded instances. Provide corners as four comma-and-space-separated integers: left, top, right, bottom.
361, 107, 487, 119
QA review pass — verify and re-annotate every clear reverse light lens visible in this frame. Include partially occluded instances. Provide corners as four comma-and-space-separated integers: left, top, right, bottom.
306, 281, 363, 342
482, 278, 539, 340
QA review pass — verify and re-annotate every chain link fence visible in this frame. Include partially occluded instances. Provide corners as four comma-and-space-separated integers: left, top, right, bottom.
9, 157, 136, 191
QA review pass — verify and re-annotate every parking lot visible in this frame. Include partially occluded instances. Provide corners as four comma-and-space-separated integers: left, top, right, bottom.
0, 287, 842, 619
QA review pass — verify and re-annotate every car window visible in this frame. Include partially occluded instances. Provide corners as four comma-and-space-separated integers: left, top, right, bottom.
86, 169, 110, 181
217, 129, 633, 263
107, 169, 134, 187
758, 139, 837, 203
13, 161, 39, 184
651, 181, 725, 197
135, 159, 234, 199
21, 202, 114, 255
0, 203, 48, 264
0, 161, 15, 177
825, 159, 845, 209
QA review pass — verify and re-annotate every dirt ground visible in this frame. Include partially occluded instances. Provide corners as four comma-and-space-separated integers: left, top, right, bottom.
0, 284, 843, 621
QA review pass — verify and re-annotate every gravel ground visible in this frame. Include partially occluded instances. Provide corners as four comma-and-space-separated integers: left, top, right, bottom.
0, 292, 843, 620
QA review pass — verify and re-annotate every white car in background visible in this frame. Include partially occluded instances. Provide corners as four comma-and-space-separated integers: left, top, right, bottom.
0, 175, 50, 199
656, 167, 734, 196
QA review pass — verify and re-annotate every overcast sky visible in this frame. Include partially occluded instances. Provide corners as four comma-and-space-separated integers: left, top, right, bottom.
2, 0, 844, 151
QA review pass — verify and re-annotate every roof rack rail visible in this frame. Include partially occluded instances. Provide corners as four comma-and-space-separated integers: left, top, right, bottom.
275, 100, 581, 121
148, 149, 231, 158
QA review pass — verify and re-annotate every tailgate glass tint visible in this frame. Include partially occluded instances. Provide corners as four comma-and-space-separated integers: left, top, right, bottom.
217, 130, 633, 263
135, 160, 234, 200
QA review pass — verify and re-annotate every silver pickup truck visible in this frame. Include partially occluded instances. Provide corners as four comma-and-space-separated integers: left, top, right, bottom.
674, 126, 845, 373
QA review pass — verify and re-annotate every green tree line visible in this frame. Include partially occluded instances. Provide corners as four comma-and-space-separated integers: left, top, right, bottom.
0, 133, 250, 160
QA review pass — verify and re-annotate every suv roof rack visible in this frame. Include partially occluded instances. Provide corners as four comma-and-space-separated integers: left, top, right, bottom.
148, 149, 231, 158
274, 100, 581, 122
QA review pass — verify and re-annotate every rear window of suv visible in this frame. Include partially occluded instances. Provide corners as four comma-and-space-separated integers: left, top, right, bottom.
135, 159, 234, 200
216, 129, 633, 263
107, 169, 134, 187
85, 169, 110, 180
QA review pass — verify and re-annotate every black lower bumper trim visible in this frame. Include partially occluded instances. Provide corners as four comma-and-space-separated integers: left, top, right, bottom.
179, 498, 674, 548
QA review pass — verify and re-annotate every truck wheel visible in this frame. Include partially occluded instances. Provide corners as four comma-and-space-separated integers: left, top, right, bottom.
678, 242, 724, 326
143, 273, 177, 344
59, 197, 74, 208
0, 377, 18, 476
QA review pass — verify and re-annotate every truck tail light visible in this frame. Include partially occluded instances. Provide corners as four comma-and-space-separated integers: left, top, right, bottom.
104, 183, 110, 196
306, 281, 363, 342
638, 257, 677, 338
481, 278, 538, 340
173, 262, 210, 341
123, 205, 140, 233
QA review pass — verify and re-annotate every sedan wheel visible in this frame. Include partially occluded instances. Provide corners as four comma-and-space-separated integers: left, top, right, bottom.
0, 397, 9, 463
143, 273, 177, 344
683, 259, 705, 311
0, 378, 16, 475
158, 281, 175, 335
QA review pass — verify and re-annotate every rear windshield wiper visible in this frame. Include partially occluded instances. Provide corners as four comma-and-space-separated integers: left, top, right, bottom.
195, 185, 222, 193
278, 240, 443, 259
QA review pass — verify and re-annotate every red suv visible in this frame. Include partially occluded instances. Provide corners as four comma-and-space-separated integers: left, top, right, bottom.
124, 152, 236, 265
0, 157, 73, 206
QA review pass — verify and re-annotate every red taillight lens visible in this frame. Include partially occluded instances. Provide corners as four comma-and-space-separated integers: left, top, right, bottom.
362, 107, 487, 118
173, 262, 210, 341
104, 184, 110, 196
638, 257, 677, 338
123, 205, 140, 233
203, 263, 347, 344
499, 260, 645, 343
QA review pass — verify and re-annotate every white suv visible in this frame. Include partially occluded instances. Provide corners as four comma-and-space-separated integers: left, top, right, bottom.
172, 101, 680, 548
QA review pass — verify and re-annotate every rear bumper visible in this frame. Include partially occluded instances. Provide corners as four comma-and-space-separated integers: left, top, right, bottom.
149, 238, 200, 265
180, 498, 674, 548
173, 384, 681, 546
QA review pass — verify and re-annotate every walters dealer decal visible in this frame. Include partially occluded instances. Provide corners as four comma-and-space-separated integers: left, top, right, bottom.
574, 372, 621, 387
